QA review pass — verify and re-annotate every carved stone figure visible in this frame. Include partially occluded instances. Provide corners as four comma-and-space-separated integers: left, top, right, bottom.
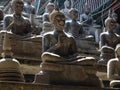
80, 3, 93, 26
112, 11, 120, 35
42, 2, 54, 34
3, 0, 32, 36
65, 8, 93, 40
61, 0, 70, 20
42, 2, 54, 22
65, 8, 97, 54
98, 13, 120, 65
34, 7, 102, 87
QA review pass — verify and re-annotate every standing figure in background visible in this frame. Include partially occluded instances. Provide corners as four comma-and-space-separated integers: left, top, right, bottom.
61, 0, 71, 20
42, 1, 54, 34
3, 0, 32, 36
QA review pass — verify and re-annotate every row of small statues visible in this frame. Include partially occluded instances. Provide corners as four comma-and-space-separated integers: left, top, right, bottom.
0, 0, 120, 87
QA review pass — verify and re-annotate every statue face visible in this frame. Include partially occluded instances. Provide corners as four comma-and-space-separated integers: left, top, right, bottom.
13, 2, 24, 14
105, 19, 116, 32
47, 5, 54, 13
70, 10, 78, 20
54, 15, 65, 31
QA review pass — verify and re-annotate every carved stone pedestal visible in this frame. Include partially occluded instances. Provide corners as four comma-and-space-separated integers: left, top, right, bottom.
34, 57, 102, 87
0, 58, 24, 82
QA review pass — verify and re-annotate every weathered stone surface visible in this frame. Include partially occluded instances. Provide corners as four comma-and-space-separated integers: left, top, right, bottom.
0, 31, 42, 60
0, 81, 110, 90
0, 58, 24, 82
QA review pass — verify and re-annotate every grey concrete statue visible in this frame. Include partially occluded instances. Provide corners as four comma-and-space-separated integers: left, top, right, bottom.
3, 0, 32, 36
34, 7, 102, 87
98, 12, 120, 65
42, 1, 54, 34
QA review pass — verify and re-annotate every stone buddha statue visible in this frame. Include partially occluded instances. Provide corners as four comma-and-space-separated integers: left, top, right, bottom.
3, 0, 32, 37
65, 8, 97, 54
80, 3, 93, 26
42, 1, 54, 34
98, 11, 120, 65
34, 6, 102, 87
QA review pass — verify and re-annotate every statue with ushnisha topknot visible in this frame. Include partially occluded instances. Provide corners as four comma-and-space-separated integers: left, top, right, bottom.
34, 3, 102, 87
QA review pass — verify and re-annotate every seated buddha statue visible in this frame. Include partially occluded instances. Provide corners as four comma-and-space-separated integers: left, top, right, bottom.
34, 5, 102, 87
98, 11, 120, 65
64, 8, 97, 54
3, 0, 32, 37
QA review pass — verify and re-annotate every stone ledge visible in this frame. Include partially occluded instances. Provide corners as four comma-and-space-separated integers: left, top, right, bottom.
0, 81, 112, 90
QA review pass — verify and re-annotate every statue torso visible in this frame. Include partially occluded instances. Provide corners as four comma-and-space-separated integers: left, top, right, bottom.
43, 31, 74, 57
4, 14, 31, 36
66, 20, 83, 38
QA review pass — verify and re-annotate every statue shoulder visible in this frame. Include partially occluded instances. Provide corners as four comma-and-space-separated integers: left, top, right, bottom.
43, 31, 54, 37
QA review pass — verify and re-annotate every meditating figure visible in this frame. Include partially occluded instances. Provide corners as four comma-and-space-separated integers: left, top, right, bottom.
98, 12, 120, 65
42, 7, 78, 62
34, 7, 101, 87
80, 3, 93, 26
3, 0, 32, 36
64, 8, 93, 40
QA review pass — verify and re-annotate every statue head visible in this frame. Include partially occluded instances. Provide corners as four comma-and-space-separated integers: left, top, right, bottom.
50, 8, 65, 30
84, 2, 91, 15
115, 44, 120, 58
46, 2, 54, 13
105, 11, 116, 32
69, 8, 78, 20
64, 0, 70, 9
11, 0, 24, 14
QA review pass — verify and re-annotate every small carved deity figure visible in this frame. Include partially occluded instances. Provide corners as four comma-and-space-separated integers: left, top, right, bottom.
64, 8, 84, 39
112, 11, 120, 35
80, 3, 93, 26
61, 0, 70, 20
42, 8, 78, 62
42, 1, 54, 34
98, 12, 120, 65
3, 0, 32, 36
23, 0, 36, 18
